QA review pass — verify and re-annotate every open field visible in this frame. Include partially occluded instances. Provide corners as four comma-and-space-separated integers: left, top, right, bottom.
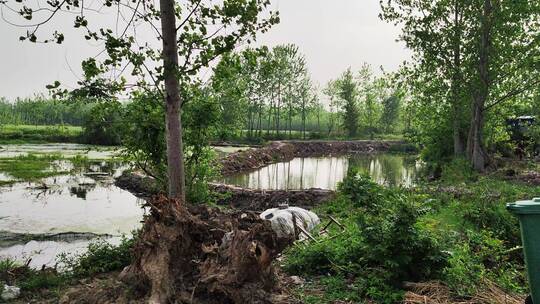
0, 124, 83, 144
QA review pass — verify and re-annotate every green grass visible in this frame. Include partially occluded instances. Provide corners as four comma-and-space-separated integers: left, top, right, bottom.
0, 153, 68, 181
0, 124, 83, 144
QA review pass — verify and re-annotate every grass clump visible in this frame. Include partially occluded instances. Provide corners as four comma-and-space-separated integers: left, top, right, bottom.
0, 257, 68, 299
58, 236, 135, 278
0, 235, 136, 301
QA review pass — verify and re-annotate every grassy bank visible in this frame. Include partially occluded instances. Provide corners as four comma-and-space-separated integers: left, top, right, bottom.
284, 163, 537, 303
0, 124, 83, 144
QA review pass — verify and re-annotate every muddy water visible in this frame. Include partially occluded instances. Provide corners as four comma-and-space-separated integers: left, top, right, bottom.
221, 154, 422, 190
0, 145, 144, 268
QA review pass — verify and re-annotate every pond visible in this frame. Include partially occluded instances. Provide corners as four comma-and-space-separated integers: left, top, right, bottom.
220, 154, 422, 190
0, 145, 144, 268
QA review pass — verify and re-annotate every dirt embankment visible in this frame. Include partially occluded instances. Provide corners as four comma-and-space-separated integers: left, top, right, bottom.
220, 140, 406, 176
115, 172, 334, 211
210, 183, 335, 211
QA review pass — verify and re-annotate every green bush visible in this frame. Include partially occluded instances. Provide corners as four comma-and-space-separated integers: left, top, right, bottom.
441, 158, 478, 183
284, 169, 445, 303
443, 242, 485, 297
442, 229, 527, 296
82, 100, 123, 145
58, 236, 135, 278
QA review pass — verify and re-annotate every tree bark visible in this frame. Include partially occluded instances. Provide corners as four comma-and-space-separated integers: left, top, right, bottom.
160, 0, 185, 200
466, 0, 492, 171
451, 0, 465, 156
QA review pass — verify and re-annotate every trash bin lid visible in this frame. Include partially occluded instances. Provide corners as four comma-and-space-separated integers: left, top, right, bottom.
507, 198, 540, 214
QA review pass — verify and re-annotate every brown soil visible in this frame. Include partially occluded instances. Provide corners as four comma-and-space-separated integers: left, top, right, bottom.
505, 170, 540, 186
60, 195, 294, 304
211, 183, 334, 211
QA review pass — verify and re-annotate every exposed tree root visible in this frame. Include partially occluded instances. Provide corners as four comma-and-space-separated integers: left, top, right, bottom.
116, 195, 293, 304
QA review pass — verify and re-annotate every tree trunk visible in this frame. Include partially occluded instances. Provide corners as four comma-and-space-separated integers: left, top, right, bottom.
267, 89, 274, 137
466, 0, 492, 171
276, 83, 281, 137
160, 0, 185, 200
451, 0, 465, 156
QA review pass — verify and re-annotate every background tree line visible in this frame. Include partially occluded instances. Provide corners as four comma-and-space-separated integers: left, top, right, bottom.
380, 0, 540, 170
324, 65, 403, 139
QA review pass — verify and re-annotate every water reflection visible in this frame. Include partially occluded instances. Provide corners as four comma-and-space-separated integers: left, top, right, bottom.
221, 154, 422, 190
0, 160, 145, 267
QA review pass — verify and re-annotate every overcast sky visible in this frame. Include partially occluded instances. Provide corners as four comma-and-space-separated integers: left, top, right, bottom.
0, 0, 410, 100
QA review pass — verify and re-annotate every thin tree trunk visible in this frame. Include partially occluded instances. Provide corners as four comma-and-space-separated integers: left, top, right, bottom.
160, 0, 185, 200
267, 91, 273, 136
451, 0, 465, 156
466, 0, 492, 171
276, 82, 281, 137
257, 99, 263, 137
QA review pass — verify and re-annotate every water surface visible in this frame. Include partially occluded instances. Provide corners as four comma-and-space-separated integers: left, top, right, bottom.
0, 156, 143, 268
221, 154, 422, 190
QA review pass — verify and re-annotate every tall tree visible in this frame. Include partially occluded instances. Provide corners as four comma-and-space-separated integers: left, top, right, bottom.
381, 0, 470, 156
3, 0, 279, 197
337, 69, 360, 138
381, 0, 540, 170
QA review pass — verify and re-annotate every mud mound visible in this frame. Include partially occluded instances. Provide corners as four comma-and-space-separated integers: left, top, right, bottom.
221, 142, 296, 176
211, 183, 334, 211
512, 171, 540, 186
60, 196, 293, 304
290, 140, 400, 156
115, 171, 162, 198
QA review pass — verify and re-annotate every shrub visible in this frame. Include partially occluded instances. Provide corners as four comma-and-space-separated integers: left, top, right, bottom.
441, 158, 478, 183
284, 170, 445, 303
58, 236, 135, 278
443, 242, 485, 297
82, 100, 123, 145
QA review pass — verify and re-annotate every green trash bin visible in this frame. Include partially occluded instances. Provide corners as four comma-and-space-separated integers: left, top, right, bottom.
507, 198, 540, 304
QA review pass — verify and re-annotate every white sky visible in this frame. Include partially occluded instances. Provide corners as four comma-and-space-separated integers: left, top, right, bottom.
0, 0, 410, 100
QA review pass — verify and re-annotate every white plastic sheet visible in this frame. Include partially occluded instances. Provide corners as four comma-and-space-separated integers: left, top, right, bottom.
260, 207, 320, 238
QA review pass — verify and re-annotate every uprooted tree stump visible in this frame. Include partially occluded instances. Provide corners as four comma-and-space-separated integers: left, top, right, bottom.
118, 195, 293, 304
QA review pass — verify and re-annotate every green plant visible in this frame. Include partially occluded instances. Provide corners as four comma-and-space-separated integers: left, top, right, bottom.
285, 171, 445, 303
58, 236, 135, 278
82, 100, 123, 145
443, 242, 485, 297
